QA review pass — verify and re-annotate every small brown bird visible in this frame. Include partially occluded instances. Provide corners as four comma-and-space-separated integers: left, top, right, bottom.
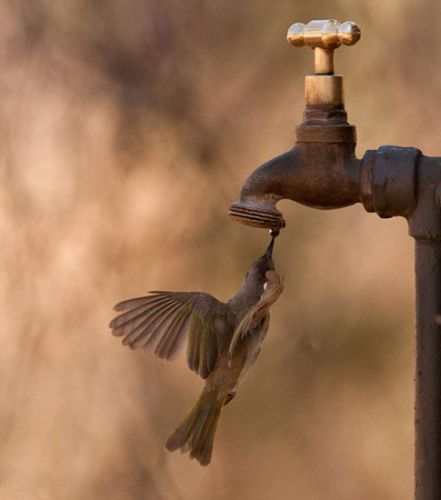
109, 236, 283, 465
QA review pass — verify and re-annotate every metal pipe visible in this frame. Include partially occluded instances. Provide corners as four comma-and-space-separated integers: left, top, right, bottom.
415, 240, 441, 499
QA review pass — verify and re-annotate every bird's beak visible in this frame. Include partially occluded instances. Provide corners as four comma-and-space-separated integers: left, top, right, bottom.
265, 235, 276, 258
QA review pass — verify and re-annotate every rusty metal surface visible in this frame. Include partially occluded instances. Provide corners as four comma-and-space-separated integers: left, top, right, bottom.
229, 18, 441, 500
409, 156, 441, 242
228, 83, 359, 229
415, 242, 441, 499
228, 200, 286, 230
228, 20, 361, 230
360, 146, 420, 218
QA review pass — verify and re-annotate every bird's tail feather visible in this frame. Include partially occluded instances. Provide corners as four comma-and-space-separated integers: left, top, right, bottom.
165, 388, 223, 466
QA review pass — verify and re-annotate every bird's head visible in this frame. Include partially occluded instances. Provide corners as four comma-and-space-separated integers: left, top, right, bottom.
228, 234, 279, 314
243, 235, 276, 289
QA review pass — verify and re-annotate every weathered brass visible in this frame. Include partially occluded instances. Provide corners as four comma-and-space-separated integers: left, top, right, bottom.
287, 20, 360, 109
314, 48, 334, 75
287, 19, 361, 75
304, 75, 343, 106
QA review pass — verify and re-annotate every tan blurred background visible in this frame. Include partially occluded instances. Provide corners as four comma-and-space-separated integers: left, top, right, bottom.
2, 1, 440, 499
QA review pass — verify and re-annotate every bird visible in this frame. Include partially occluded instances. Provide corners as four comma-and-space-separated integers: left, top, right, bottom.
109, 235, 283, 466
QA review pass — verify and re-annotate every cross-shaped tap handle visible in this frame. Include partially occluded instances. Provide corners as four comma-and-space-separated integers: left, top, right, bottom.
287, 20, 361, 74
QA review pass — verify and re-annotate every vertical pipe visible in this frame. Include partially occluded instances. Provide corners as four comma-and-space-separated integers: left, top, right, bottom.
415, 240, 441, 499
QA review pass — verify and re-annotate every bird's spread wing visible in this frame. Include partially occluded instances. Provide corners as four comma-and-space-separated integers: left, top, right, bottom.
110, 291, 229, 379
228, 270, 283, 360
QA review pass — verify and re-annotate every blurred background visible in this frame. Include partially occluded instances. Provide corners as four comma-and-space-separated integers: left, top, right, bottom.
2, 1, 440, 499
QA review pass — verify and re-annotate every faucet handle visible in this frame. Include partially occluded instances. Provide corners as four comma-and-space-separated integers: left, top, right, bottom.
287, 20, 361, 74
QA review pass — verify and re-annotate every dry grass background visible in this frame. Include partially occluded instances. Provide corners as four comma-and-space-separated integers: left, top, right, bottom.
1, 1, 441, 499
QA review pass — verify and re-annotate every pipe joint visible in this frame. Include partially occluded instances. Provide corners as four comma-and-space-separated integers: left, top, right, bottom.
360, 146, 420, 219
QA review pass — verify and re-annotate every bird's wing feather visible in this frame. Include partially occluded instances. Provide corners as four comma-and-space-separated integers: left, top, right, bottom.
228, 270, 283, 360
110, 291, 228, 379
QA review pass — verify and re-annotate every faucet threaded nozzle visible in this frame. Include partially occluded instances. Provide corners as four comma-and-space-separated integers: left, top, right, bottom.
228, 201, 286, 231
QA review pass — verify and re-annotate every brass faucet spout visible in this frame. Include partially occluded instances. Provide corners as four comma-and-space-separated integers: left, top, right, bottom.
229, 142, 361, 231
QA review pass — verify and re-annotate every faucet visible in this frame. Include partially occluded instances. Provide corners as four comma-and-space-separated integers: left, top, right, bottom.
229, 20, 441, 500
